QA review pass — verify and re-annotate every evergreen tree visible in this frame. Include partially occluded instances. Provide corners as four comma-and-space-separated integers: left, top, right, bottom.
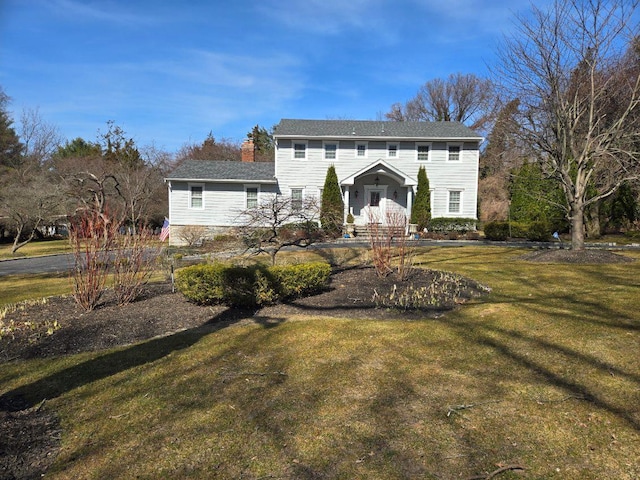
509, 160, 566, 231
53, 137, 102, 160
0, 88, 24, 169
248, 125, 275, 162
411, 165, 431, 231
100, 121, 144, 170
603, 182, 639, 231
320, 165, 344, 238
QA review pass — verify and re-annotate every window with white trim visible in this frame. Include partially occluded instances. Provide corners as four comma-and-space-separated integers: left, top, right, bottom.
448, 144, 461, 162
356, 143, 367, 157
291, 188, 303, 210
190, 184, 203, 209
387, 143, 398, 158
294, 142, 307, 159
448, 190, 461, 214
417, 144, 430, 161
246, 187, 258, 209
324, 143, 337, 160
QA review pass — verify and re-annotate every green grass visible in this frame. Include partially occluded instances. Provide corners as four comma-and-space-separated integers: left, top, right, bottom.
0, 239, 71, 260
1, 246, 639, 479
0, 273, 72, 306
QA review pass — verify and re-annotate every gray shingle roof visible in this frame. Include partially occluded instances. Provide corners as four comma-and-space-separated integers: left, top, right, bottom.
274, 119, 482, 140
165, 160, 276, 182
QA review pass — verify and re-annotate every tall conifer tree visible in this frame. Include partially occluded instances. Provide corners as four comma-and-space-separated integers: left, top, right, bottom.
320, 165, 344, 237
411, 166, 431, 231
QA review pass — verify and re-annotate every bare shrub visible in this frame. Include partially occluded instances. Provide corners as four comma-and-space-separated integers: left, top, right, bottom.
69, 210, 119, 312
367, 208, 413, 278
388, 209, 414, 280
178, 225, 207, 247
112, 227, 163, 305
367, 210, 392, 277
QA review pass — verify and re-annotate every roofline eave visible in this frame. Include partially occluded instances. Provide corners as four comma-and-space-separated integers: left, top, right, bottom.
274, 135, 484, 142
164, 177, 278, 184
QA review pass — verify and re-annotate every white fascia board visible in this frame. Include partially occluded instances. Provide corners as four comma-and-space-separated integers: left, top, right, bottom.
274, 134, 484, 143
164, 177, 277, 184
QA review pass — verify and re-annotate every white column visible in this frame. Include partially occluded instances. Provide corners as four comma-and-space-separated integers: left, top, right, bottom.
406, 187, 413, 220
343, 187, 350, 222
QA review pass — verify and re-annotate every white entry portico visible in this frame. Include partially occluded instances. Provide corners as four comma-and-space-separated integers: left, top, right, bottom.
340, 160, 417, 226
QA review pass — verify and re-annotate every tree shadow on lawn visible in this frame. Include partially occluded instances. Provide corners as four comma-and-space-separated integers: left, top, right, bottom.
438, 317, 640, 432
0, 307, 259, 413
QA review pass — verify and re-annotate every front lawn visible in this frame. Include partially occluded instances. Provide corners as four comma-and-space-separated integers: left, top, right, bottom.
0, 240, 71, 260
1, 246, 639, 479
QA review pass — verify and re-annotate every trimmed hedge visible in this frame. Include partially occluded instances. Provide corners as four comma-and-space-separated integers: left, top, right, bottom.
428, 217, 477, 233
270, 262, 332, 299
175, 261, 331, 307
483, 221, 552, 241
526, 221, 552, 241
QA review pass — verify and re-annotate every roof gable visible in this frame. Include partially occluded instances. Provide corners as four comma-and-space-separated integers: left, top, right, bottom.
340, 159, 417, 186
274, 119, 482, 140
165, 160, 276, 183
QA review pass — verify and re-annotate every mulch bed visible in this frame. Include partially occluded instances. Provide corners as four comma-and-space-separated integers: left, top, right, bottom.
0, 250, 632, 479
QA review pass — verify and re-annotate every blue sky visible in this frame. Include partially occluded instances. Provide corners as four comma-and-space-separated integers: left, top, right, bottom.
1, 0, 542, 154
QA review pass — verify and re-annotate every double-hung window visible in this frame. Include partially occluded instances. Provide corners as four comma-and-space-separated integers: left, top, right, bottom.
387, 143, 398, 158
356, 143, 367, 158
190, 184, 203, 209
324, 143, 337, 160
291, 188, 303, 210
246, 187, 258, 209
448, 145, 461, 162
294, 142, 307, 159
448, 190, 461, 214
417, 144, 430, 161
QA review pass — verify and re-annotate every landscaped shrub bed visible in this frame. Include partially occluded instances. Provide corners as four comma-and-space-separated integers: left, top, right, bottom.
175, 261, 331, 307
483, 221, 551, 241
269, 262, 332, 299
428, 217, 477, 233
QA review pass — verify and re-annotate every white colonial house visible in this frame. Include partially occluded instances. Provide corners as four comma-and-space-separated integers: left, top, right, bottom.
165, 119, 483, 245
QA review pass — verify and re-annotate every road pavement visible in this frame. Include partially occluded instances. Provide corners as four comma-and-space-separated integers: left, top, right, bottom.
0, 254, 75, 277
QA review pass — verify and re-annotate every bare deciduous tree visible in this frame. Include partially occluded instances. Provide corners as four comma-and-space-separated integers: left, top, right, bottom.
19, 107, 63, 166
175, 132, 241, 164
386, 73, 498, 133
0, 166, 63, 253
495, 0, 640, 249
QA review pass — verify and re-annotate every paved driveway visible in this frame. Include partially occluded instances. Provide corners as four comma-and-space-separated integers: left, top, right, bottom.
0, 254, 75, 277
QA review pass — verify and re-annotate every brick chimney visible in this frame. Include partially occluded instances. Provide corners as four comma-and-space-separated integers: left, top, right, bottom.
241, 139, 255, 162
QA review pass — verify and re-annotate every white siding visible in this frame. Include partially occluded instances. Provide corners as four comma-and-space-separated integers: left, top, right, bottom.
276, 138, 479, 219
169, 181, 279, 227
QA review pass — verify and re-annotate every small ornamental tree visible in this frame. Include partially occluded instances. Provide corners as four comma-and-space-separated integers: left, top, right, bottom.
411, 165, 431, 231
240, 193, 322, 265
320, 165, 344, 238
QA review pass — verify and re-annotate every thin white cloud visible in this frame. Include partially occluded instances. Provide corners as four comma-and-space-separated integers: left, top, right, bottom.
9, 47, 308, 149
258, 0, 387, 35
45, 0, 163, 26
409, 0, 549, 35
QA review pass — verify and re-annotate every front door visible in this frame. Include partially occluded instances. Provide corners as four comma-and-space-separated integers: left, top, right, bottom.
364, 186, 386, 223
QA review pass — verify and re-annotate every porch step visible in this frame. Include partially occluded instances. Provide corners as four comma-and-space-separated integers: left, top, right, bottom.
347, 224, 406, 240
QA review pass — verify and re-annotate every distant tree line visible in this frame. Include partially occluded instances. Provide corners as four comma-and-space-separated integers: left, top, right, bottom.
0, 91, 276, 252
386, 0, 640, 249
2, 0, 639, 252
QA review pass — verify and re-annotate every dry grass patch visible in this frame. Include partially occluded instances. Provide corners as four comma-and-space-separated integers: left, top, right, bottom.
1, 246, 639, 479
